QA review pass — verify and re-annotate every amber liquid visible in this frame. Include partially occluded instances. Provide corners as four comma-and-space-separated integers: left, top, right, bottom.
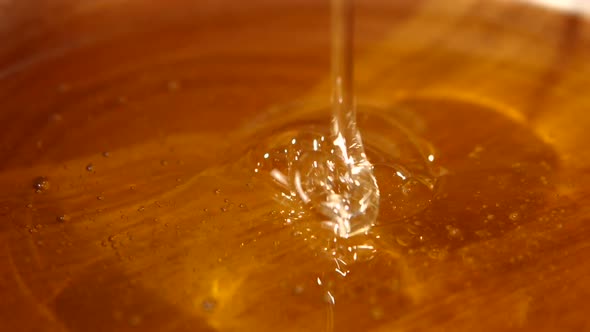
7, 95, 561, 331
1, 2, 583, 332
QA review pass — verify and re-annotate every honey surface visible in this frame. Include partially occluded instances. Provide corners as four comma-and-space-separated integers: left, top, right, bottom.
1, 1, 590, 331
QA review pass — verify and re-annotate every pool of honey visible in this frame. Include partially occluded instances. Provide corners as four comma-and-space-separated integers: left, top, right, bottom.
1, 1, 590, 331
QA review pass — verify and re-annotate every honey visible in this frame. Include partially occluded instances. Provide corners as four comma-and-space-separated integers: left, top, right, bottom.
0, 1, 588, 331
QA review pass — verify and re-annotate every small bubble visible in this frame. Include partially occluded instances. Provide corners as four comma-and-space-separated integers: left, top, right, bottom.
33, 176, 50, 193
160, 160, 168, 166
540, 176, 548, 185
102, 151, 110, 158
26, 203, 33, 209
138, 206, 145, 212
293, 284, 304, 295
97, 196, 104, 201
86, 163, 94, 172
239, 203, 246, 209
167, 80, 180, 91
57, 214, 70, 223
50, 113, 63, 122
446, 225, 463, 240
468, 145, 484, 159
57, 83, 70, 93
214, 189, 221, 195
220, 207, 227, 212
202, 298, 217, 312
509, 212, 520, 221
128, 315, 142, 326
428, 248, 447, 260
487, 214, 495, 220
371, 307, 384, 320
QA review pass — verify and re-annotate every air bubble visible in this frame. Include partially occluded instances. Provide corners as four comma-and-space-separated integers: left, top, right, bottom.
57, 215, 70, 223
249, 105, 439, 263
128, 315, 142, 326
445, 225, 463, 240
167, 80, 180, 91
33, 176, 50, 193
371, 307, 384, 320
293, 284, 304, 295
201, 298, 217, 312
57, 83, 70, 93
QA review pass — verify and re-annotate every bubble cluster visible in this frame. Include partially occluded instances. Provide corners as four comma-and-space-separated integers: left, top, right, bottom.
250, 106, 440, 263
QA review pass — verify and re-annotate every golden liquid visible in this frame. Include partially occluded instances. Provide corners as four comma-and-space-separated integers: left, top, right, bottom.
5, 95, 560, 331
1, 1, 586, 332
188, 96, 557, 331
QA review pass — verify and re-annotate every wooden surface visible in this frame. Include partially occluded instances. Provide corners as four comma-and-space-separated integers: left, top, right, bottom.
1, 0, 590, 331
